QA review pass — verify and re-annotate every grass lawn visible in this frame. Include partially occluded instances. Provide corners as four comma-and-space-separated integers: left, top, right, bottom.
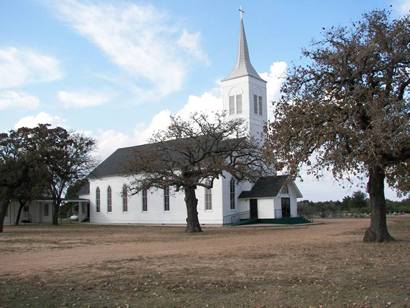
0, 217, 409, 307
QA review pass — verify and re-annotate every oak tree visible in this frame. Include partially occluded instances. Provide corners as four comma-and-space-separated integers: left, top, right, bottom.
128, 113, 268, 232
266, 10, 410, 242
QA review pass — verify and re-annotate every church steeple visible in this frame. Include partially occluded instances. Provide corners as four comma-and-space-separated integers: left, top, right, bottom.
223, 9, 263, 82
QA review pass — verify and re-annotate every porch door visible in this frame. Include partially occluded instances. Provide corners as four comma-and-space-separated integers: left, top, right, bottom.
250, 199, 258, 219
281, 198, 291, 218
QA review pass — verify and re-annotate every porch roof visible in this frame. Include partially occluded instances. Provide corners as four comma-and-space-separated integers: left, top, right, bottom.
239, 175, 289, 199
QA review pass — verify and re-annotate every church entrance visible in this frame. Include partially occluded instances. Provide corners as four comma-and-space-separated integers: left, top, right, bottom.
281, 198, 291, 218
250, 199, 258, 219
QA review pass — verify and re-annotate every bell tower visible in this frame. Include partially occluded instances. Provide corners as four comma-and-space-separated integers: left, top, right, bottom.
221, 8, 267, 141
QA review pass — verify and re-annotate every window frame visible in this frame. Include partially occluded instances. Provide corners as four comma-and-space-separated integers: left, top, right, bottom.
96, 187, 101, 212
122, 184, 128, 212
205, 187, 212, 210
142, 189, 148, 211
107, 186, 112, 213
236, 94, 242, 114
230, 178, 236, 210
229, 95, 235, 115
164, 186, 170, 211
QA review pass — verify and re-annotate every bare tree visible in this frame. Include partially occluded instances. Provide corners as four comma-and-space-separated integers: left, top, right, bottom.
266, 10, 410, 242
127, 113, 268, 232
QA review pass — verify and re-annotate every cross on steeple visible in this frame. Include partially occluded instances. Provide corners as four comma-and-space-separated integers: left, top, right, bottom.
239, 6, 244, 19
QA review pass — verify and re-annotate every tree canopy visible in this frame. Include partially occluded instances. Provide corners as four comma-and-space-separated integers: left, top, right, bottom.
266, 10, 410, 242
128, 113, 269, 232
0, 125, 95, 229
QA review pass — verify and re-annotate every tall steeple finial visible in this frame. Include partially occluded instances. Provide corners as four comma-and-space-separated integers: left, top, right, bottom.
222, 7, 264, 82
239, 6, 244, 19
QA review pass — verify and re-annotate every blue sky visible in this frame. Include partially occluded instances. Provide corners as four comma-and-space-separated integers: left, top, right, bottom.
0, 0, 408, 201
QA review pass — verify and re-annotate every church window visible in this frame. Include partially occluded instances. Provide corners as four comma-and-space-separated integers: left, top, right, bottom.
230, 178, 236, 209
205, 187, 212, 210
122, 185, 128, 212
43, 203, 49, 217
164, 186, 170, 211
96, 187, 100, 212
281, 185, 289, 194
107, 186, 112, 212
258, 96, 263, 115
229, 96, 235, 115
236, 94, 242, 114
142, 189, 148, 211
254, 95, 258, 114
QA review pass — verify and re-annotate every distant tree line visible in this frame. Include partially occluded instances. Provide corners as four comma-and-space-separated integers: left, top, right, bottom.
298, 191, 410, 218
0, 124, 95, 231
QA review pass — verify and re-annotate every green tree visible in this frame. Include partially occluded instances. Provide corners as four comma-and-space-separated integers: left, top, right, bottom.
266, 11, 410, 242
29, 125, 95, 225
0, 130, 46, 231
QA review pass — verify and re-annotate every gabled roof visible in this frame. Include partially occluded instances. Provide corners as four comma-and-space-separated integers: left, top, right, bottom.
239, 175, 289, 199
222, 17, 265, 83
89, 137, 247, 179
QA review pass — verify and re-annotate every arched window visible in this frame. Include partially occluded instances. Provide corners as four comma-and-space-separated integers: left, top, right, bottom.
107, 186, 112, 212
142, 189, 148, 211
230, 178, 236, 209
164, 186, 170, 211
96, 187, 100, 212
281, 185, 289, 194
205, 187, 212, 210
122, 185, 128, 212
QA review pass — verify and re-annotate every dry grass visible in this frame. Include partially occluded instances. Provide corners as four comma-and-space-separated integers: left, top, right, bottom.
0, 217, 410, 307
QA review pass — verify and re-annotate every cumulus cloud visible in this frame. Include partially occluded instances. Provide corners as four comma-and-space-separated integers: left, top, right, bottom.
58, 90, 112, 108
92, 61, 286, 160
177, 30, 209, 64
0, 47, 62, 89
0, 91, 39, 110
259, 61, 288, 120
14, 112, 65, 129
53, 0, 208, 100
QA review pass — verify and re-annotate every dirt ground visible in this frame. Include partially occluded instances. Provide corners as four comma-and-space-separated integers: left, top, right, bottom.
0, 217, 409, 307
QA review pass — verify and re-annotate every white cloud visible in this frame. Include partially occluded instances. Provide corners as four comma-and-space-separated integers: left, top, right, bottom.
53, 0, 208, 100
14, 112, 65, 129
0, 47, 62, 89
259, 61, 288, 120
58, 90, 112, 108
92, 61, 285, 160
394, 0, 410, 14
177, 30, 209, 64
0, 91, 39, 110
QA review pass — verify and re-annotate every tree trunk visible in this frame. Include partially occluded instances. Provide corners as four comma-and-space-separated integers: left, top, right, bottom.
15, 200, 25, 226
52, 200, 60, 225
184, 186, 202, 233
0, 201, 9, 233
363, 166, 394, 242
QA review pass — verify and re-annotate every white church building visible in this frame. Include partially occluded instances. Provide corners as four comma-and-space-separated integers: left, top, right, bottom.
75, 14, 303, 226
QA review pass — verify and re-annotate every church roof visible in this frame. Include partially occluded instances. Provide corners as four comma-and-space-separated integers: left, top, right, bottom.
239, 175, 289, 199
89, 137, 246, 179
222, 17, 265, 83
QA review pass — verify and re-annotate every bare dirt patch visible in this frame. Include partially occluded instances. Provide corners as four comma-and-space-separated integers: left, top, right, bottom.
1, 217, 409, 307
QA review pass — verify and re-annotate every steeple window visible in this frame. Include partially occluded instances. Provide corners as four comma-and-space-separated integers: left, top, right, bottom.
254, 95, 258, 114
236, 94, 242, 114
229, 96, 235, 115
258, 96, 263, 115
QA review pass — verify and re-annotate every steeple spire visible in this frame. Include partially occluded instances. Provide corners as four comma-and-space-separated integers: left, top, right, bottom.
223, 8, 263, 82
